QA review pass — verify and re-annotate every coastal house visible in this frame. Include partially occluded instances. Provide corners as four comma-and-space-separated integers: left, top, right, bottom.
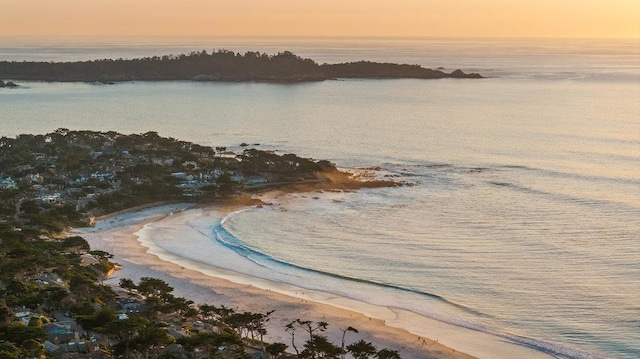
27, 173, 44, 183
15, 164, 34, 172
198, 172, 214, 180
0, 177, 17, 189
36, 272, 64, 287
44, 322, 75, 342
246, 176, 268, 186
117, 298, 147, 314
80, 253, 99, 266
212, 168, 224, 178
14, 309, 35, 325
164, 343, 188, 358
90, 171, 111, 181
182, 160, 199, 170
152, 157, 174, 166
37, 193, 62, 204
44, 341, 65, 356
75, 195, 95, 211
32, 152, 47, 161
34, 273, 64, 288
90, 151, 103, 159
171, 172, 189, 180
231, 173, 245, 182
59, 341, 89, 354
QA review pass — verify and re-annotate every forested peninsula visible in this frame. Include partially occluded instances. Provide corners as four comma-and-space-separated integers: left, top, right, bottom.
0, 129, 399, 228
0, 50, 482, 83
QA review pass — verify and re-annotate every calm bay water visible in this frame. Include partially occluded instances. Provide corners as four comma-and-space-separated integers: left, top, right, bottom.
1, 37, 639, 358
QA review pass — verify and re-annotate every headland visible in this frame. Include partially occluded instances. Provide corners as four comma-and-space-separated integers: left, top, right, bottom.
0, 50, 482, 83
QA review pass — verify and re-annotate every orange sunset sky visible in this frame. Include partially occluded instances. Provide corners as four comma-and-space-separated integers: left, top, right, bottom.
1, 0, 639, 38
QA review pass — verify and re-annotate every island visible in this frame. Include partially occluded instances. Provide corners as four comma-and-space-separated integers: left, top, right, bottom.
2, 130, 464, 359
0, 50, 482, 83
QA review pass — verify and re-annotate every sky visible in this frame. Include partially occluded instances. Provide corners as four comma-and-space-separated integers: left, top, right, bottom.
1, 0, 639, 39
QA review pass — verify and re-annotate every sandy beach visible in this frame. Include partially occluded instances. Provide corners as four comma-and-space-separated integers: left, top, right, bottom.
75, 199, 554, 359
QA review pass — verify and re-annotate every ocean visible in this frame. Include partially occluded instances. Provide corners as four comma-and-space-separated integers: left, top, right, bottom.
1, 37, 639, 359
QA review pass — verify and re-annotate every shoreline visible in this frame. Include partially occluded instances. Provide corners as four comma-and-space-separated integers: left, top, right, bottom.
76, 195, 556, 359
77, 202, 470, 359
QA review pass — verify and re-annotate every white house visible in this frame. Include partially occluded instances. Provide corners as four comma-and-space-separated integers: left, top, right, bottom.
0, 177, 17, 189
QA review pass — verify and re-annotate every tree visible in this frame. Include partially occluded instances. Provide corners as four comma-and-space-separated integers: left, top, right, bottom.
286, 319, 330, 358
0, 301, 13, 327
347, 340, 377, 359
209, 304, 236, 332
340, 326, 358, 359
0, 342, 19, 359
62, 236, 90, 253
40, 287, 68, 312
300, 334, 341, 359
177, 330, 244, 359
19, 339, 44, 359
376, 348, 401, 359
96, 316, 149, 357
164, 295, 193, 317
90, 250, 113, 259
266, 343, 288, 359
182, 307, 199, 321
27, 316, 44, 328
215, 172, 237, 196
97, 316, 142, 342
298, 320, 329, 343
68, 272, 98, 300
119, 278, 137, 296
0, 350, 18, 359
3, 325, 46, 346
197, 303, 215, 320
75, 306, 116, 331
285, 321, 300, 355
128, 321, 174, 359
137, 277, 173, 298
215, 146, 227, 156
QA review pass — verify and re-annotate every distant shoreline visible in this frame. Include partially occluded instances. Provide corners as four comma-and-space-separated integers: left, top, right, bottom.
0, 49, 483, 83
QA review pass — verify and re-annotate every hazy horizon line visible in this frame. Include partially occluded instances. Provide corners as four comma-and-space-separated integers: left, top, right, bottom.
1, 35, 639, 41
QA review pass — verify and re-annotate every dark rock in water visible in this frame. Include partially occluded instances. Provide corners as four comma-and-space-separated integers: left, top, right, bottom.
239, 142, 249, 147
0, 80, 19, 88
449, 69, 483, 79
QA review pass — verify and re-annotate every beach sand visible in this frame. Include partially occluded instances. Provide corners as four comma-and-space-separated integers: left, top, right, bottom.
76, 201, 553, 359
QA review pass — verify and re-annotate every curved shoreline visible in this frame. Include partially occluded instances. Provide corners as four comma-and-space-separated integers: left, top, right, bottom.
215, 201, 596, 359
76, 200, 558, 359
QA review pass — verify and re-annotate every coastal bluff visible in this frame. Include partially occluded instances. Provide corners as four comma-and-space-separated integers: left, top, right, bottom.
0, 49, 482, 83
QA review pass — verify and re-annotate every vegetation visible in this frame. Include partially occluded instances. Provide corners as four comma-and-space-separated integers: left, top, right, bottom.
0, 129, 342, 228
0, 49, 482, 83
0, 130, 409, 358
0, 233, 403, 358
